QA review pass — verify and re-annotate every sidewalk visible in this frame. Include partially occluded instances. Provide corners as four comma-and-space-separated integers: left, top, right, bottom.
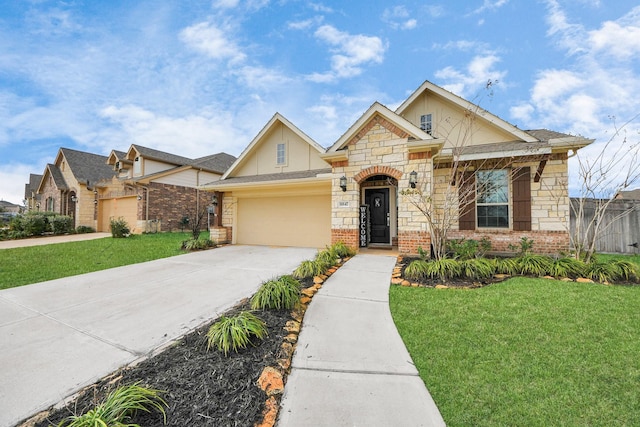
277, 255, 446, 426
0, 245, 317, 427
0, 233, 111, 249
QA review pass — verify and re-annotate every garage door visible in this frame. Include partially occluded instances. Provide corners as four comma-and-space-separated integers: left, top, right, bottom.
236, 194, 330, 248
99, 197, 138, 233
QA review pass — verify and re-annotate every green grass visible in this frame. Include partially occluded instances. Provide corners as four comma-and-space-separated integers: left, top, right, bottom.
390, 278, 640, 426
0, 233, 192, 289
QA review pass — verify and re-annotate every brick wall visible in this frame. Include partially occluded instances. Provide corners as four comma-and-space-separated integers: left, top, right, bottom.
398, 231, 431, 255
448, 229, 570, 255
331, 228, 358, 248
147, 183, 212, 232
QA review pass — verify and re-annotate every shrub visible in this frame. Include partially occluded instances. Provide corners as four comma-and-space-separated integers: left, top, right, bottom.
76, 225, 95, 234
181, 238, 216, 251
315, 248, 337, 271
612, 260, 639, 282
494, 257, 519, 276
509, 236, 535, 255
14, 213, 48, 236
448, 238, 479, 260
57, 382, 166, 427
50, 215, 74, 235
331, 241, 356, 258
403, 259, 429, 281
207, 311, 267, 356
251, 275, 301, 310
426, 258, 462, 281
293, 260, 324, 279
110, 217, 130, 238
585, 261, 618, 283
548, 257, 586, 279
516, 254, 553, 276
417, 246, 429, 260
460, 258, 495, 280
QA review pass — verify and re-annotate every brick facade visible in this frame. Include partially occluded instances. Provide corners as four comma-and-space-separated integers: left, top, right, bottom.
145, 182, 213, 232
448, 230, 570, 255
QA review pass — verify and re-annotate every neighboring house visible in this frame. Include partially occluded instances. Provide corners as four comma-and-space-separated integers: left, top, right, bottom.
616, 189, 640, 200
203, 80, 593, 254
24, 173, 42, 211
36, 148, 117, 229
101, 144, 235, 233
0, 200, 22, 215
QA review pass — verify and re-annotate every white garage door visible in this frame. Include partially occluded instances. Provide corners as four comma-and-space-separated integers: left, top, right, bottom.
236, 194, 331, 248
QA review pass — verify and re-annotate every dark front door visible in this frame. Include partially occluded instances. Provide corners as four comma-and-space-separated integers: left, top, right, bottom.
365, 188, 390, 244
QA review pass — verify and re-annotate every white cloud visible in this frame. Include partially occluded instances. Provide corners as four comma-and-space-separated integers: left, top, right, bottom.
470, 0, 510, 15
382, 6, 418, 30
288, 16, 324, 30
179, 21, 247, 64
212, 0, 240, 8
308, 25, 386, 82
309, 3, 334, 13
0, 163, 38, 205
588, 6, 640, 60
435, 54, 507, 98
99, 105, 248, 157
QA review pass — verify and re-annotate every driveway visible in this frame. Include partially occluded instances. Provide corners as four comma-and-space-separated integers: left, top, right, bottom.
0, 245, 317, 427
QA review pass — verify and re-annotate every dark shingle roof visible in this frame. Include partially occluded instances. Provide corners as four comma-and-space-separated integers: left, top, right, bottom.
24, 174, 43, 199
131, 145, 194, 166
46, 164, 68, 190
206, 168, 332, 187
192, 153, 237, 174
525, 129, 574, 142
60, 148, 117, 185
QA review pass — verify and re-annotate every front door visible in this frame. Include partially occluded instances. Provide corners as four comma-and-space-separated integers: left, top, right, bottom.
365, 188, 390, 244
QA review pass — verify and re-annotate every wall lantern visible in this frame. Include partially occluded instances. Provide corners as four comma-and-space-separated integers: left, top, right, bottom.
93, 200, 98, 205
409, 170, 418, 188
339, 175, 347, 192
211, 194, 219, 206
137, 195, 142, 201
93, 189, 98, 195
70, 195, 78, 203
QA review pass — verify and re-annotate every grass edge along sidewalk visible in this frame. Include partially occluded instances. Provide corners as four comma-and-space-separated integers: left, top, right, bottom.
0, 233, 192, 289
390, 276, 640, 426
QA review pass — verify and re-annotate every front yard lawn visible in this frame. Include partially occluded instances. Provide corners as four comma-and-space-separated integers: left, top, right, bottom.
0, 232, 192, 289
390, 277, 640, 426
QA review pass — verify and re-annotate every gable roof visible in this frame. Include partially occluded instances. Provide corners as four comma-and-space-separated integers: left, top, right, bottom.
56, 148, 117, 186
24, 173, 43, 199
325, 102, 435, 154
37, 164, 68, 193
222, 113, 325, 179
192, 152, 237, 174
397, 80, 540, 144
127, 144, 194, 166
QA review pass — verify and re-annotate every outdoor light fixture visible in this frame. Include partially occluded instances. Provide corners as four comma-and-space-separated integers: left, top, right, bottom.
137, 195, 142, 201
409, 170, 418, 188
93, 189, 98, 195
71, 195, 78, 203
93, 200, 98, 205
340, 175, 347, 192
211, 194, 219, 206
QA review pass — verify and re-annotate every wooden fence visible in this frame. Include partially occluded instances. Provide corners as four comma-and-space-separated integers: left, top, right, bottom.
569, 198, 640, 254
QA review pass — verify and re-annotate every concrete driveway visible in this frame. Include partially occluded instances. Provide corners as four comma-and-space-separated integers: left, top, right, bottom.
0, 245, 317, 427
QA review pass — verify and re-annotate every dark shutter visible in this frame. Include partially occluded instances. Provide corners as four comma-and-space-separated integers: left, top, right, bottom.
459, 172, 476, 230
512, 167, 531, 231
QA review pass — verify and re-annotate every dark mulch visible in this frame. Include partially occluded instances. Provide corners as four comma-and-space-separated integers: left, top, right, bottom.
397, 256, 503, 288
33, 276, 316, 427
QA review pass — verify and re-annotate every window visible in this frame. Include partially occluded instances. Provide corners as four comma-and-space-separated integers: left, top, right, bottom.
276, 143, 286, 165
133, 156, 142, 175
46, 196, 55, 212
420, 114, 432, 135
476, 170, 509, 228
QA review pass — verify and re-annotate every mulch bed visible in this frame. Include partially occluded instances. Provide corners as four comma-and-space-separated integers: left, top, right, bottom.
30, 275, 317, 427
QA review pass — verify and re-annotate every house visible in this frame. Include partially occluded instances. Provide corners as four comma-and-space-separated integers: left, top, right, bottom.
615, 189, 640, 200
202, 80, 593, 255
36, 148, 118, 229
24, 173, 42, 211
0, 200, 22, 215
100, 144, 236, 233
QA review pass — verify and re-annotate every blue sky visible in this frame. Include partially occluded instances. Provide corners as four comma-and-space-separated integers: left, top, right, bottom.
1, 0, 639, 204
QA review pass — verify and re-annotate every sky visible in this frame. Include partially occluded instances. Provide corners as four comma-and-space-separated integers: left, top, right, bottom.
1, 0, 639, 204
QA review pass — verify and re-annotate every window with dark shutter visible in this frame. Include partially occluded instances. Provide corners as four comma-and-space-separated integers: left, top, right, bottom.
512, 167, 531, 231
458, 172, 476, 230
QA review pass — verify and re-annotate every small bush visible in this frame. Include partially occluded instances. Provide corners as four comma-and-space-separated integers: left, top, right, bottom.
509, 236, 535, 255
315, 248, 337, 271
426, 258, 462, 281
17, 213, 48, 236
516, 254, 553, 276
448, 238, 479, 260
460, 258, 495, 280
57, 382, 166, 427
110, 217, 130, 238
251, 275, 301, 310
293, 260, 324, 279
494, 257, 519, 276
549, 257, 586, 279
331, 241, 356, 258
417, 246, 429, 260
207, 311, 267, 356
585, 261, 618, 283
75, 225, 95, 234
50, 215, 74, 235
612, 260, 638, 282
181, 238, 216, 251
404, 259, 430, 281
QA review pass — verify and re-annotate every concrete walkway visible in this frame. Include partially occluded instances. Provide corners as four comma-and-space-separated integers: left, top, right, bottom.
277, 255, 446, 426
0, 245, 317, 427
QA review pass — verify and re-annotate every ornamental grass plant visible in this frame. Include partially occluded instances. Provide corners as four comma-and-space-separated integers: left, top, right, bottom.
251, 275, 302, 310
57, 383, 166, 427
206, 311, 267, 356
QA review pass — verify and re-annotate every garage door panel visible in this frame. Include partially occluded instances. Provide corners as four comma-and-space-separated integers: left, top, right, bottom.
99, 198, 138, 233
237, 195, 330, 248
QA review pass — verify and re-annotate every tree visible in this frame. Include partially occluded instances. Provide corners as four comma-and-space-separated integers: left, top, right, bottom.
566, 114, 640, 262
